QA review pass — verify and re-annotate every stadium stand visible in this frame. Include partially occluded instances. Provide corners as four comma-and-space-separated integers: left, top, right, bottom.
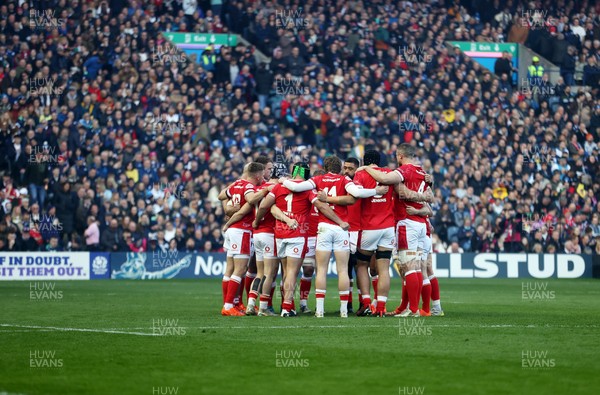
0, 0, 598, 254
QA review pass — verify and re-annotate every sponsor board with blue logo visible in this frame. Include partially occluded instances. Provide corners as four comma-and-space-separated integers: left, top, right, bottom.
109, 253, 593, 279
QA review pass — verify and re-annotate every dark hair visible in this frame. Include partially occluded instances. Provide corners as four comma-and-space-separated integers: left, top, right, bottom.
344, 157, 360, 167
323, 156, 342, 174
246, 162, 265, 175
363, 150, 381, 166
256, 155, 272, 165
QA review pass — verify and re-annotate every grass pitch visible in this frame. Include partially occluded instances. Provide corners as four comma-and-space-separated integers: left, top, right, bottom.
1, 278, 599, 395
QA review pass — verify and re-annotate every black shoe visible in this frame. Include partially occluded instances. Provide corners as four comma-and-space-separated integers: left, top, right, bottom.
356, 304, 372, 317
289, 310, 297, 317
348, 307, 354, 314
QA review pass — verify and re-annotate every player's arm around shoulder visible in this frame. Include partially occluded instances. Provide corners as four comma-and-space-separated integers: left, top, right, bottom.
313, 199, 349, 231
357, 164, 402, 184
317, 189, 356, 205
245, 184, 271, 205
282, 178, 315, 192
218, 181, 236, 201
223, 202, 253, 232
395, 183, 433, 203
270, 205, 298, 230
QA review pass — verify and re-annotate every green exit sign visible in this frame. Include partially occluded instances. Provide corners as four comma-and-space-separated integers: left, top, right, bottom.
164, 33, 237, 47
449, 41, 517, 55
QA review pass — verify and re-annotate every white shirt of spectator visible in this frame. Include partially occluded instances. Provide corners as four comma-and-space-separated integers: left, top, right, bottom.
151, 185, 165, 201
183, 0, 198, 15
571, 24, 586, 42
165, 227, 176, 242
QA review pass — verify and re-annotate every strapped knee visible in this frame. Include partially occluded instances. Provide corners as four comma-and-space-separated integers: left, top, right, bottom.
303, 257, 315, 267
375, 250, 392, 260
355, 251, 371, 262
397, 250, 419, 265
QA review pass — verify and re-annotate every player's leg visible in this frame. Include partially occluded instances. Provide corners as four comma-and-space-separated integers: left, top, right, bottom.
246, 235, 262, 315
314, 225, 333, 317
332, 226, 351, 318
222, 231, 234, 304
348, 253, 357, 313
244, 254, 257, 305
373, 249, 392, 316
389, 223, 408, 316
347, 231, 359, 313
369, 255, 378, 310
222, 229, 251, 316
355, 230, 374, 316
280, 258, 287, 311
280, 237, 305, 317
234, 234, 254, 311
299, 236, 316, 313
372, 228, 395, 317
283, 257, 303, 317
223, 256, 234, 304
427, 242, 444, 316
259, 256, 279, 316
300, 260, 314, 313
355, 250, 372, 316
419, 235, 432, 316
396, 221, 421, 317
268, 262, 280, 313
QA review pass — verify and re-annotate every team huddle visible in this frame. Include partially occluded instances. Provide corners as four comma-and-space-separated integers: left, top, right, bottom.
219, 144, 444, 318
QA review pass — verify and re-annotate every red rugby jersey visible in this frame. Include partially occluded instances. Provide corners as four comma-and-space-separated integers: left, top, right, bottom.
226, 179, 256, 230
394, 164, 428, 223
269, 182, 318, 239
354, 167, 395, 230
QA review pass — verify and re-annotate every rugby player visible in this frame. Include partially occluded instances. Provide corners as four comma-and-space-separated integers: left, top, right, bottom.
223, 157, 279, 315
217, 162, 271, 316
407, 205, 444, 316
243, 156, 275, 310
352, 150, 396, 317
359, 144, 434, 317
255, 162, 349, 317
298, 169, 327, 314
282, 156, 388, 318
341, 158, 360, 313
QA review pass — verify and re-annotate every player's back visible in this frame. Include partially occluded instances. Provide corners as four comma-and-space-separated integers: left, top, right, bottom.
227, 179, 255, 229
346, 198, 361, 232
396, 163, 428, 223
308, 204, 319, 236
254, 182, 275, 233
354, 168, 395, 230
271, 183, 314, 238
311, 172, 352, 225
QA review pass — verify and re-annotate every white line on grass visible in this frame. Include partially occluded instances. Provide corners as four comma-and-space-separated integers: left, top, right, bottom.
192, 323, 600, 330
0, 324, 162, 337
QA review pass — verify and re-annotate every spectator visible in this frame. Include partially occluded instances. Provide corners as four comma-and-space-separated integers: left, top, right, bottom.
527, 56, 545, 86
84, 215, 100, 251
100, 219, 124, 252
446, 242, 464, 254
560, 46, 577, 86
494, 51, 514, 81
458, 217, 475, 251
0, 0, 596, 256
583, 56, 600, 87
45, 235, 62, 252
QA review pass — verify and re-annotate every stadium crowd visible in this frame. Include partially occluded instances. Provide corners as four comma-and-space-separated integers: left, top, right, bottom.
0, 0, 599, 255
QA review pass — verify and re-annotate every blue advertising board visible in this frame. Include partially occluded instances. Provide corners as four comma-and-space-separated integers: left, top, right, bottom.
109, 252, 593, 280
